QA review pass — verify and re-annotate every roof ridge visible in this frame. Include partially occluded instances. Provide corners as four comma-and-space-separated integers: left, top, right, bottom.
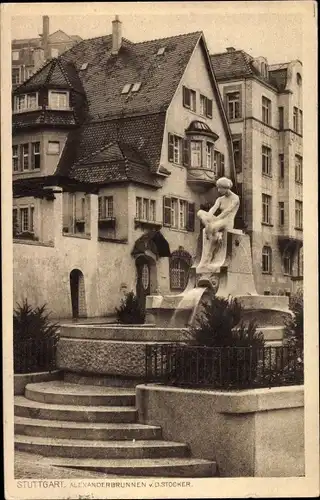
133, 30, 202, 46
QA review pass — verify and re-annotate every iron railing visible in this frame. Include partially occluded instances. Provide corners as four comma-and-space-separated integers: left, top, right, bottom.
14, 336, 59, 374
145, 344, 304, 390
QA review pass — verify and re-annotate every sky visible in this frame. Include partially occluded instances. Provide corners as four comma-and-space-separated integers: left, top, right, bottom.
10, 2, 307, 64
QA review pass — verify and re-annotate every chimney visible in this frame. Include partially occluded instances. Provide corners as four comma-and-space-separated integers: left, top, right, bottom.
41, 15, 50, 60
33, 47, 45, 71
226, 47, 236, 52
111, 15, 122, 55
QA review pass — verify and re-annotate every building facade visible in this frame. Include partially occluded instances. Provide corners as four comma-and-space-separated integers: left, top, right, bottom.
12, 18, 237, 319
211, 48, 303, 296
12, 16, 82, 89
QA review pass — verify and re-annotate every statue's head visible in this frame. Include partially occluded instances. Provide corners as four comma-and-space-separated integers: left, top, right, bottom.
216, 177, 233, 195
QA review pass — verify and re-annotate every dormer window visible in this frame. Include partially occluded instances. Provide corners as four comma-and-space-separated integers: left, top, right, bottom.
156, 47, 166, 56
80, 62, 89, 70
14, 93, 38, 112
131, 82, 141, 93
121, 83, 132, 94
48, 90, 69, 110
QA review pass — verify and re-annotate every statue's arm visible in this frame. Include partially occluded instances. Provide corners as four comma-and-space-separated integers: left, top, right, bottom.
208, 198, 221, 216
215, 196, 240, 220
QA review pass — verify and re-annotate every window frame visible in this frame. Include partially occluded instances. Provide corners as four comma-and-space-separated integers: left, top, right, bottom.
99, 195, 114, 220
262, 96, 271, 125
12, 51, 20, 61
48, 90, 69, 110
14, 92, 39, 112
293, 106, 299, 133
190, 140, 202, 168
170, 258, 189, 291
47, 141, 60, 155
21, 143, 29, 171
278, 106, 284, 130
226, 91, 241, 120
163, 196, 195, 231
262, 193, 272, 224
283, 251, 292, 276
295, 154, 303, 184
278, 201, 285, 226
262, 245, 272, 274
135, 197, 156, 222
12, 66, 21, 85
295, 200, 303, 229
182, 86, 196, 112
262, 145, 272, 176
12, 145, 19, 172
31, 142, 41, 170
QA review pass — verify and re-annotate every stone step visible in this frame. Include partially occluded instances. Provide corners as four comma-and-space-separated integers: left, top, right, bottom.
15, 396, 137, 423
15, 416, 162, 441
63, 372, 142, 388
15, 435, 190, 459
23, 455, 217, 477
25, 381, 136, 406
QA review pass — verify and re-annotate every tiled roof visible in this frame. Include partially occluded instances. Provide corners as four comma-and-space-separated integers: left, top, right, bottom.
210, 50, 255, 80
70, 141, 161, 188
60, 31, 202, 119
12, 110, 77, 131
57, 112, 166, 177
15, 58, 85, 95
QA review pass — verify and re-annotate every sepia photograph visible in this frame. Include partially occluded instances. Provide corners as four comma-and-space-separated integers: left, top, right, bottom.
2, 1, 319, 499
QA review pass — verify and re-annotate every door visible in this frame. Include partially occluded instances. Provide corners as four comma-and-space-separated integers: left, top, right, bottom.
70, 269, 87, 318
136, 257, 151, 310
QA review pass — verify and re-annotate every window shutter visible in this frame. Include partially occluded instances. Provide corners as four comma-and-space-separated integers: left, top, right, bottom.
84, 195, 91, 235
183, 139, 189, 167
168, 133, 174, 162
206, 98, 213, 118
163, 196, 172, 226
183, 86, 190, 108
186, 202, 195, 232
219, 153, 225, 177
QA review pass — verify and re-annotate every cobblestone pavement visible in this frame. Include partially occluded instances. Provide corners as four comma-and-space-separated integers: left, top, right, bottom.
14, 452, 118, 479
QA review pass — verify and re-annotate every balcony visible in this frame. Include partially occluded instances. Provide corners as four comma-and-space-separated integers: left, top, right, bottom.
187, 167, 217, 193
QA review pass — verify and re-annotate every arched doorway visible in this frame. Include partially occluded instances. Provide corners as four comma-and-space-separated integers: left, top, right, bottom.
135, 256, 151, 311
70, 269, 87, 318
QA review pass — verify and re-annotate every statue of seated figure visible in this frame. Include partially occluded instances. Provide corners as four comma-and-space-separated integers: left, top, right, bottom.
196, 177, 240, 273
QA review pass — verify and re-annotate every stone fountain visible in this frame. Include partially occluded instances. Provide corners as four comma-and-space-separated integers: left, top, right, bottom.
146, 177, 291, 340
57, 178, 290, 384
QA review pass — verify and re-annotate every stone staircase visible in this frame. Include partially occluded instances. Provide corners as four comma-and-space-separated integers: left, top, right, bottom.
14, 380, 216, 477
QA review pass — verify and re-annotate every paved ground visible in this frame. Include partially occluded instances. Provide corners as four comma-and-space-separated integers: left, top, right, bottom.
15, 452, 118, 479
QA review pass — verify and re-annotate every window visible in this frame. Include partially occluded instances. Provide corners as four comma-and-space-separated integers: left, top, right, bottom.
262, 145, 272, 176
295, 200, 303, 229
262, 194, 272, 224
168, 134, 183, 164
12, 51, 19, 61
190, 141, 202, 168
232, 136, 242, 173
206, 142, 214, 169
135, 198, 156, 222
25, 68, 34, 79
48, 141, 60, 154
262, 96, 271, 125
20, 207, 29, 232
121, 83, 132, 94
170, 259, 189, 290
12, 145, 19, 172
213, 151, 225, 177
156, 47, 166, 56
200, 95, 213, 118
278, 107, 284, 130
279, 154, 284, 184
226, 91, 241, 120
12, 67, 20, 85
297, 247, 303, 277
32, 142, 41, 169
279, 202, 285, 226
63, 192, 90, 234
283, 251, 292, 275
22, 144, 29, 170
49, 91, 69, 109
51, 48, 59, 58
99, 196, 114, 219
293, 107, 298, 133
80, 62, 89, 70
295, 155, 303, 183
261, 62, 268, 78
299, 110, 303, 135
182, 86, 196, 112
14, 93, 38, 111
296, 73, 302, 86
163, 196, 195, 231
262, 246, 272, 273
131, 82, 141, 92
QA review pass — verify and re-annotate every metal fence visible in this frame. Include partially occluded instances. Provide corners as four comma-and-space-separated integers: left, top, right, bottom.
145, 344, 304, 390
14, 336, 59, 374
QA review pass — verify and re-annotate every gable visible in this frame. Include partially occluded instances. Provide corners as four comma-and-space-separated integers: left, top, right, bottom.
49, 30, 74, 43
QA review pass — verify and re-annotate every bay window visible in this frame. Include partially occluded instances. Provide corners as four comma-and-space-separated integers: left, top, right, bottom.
190, 141, 202, 168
